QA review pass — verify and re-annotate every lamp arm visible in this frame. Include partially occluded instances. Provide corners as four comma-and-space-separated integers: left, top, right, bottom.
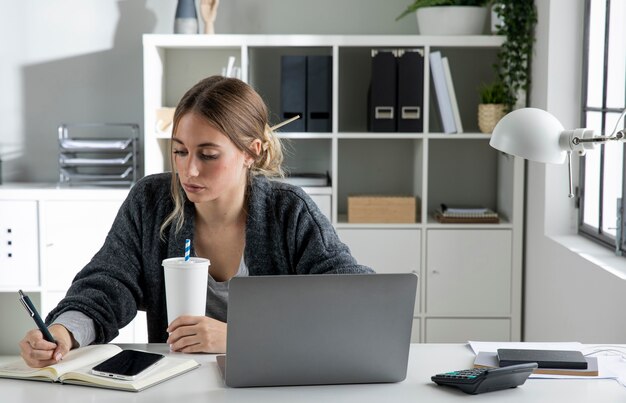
573, 130, 625, 145
566, 151, 574, 199
572, 107, 626, 145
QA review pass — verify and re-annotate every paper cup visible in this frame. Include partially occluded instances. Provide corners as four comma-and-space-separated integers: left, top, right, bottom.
162, 257, 210, 324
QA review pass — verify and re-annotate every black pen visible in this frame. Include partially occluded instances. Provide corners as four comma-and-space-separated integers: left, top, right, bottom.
18, 290, 57, 344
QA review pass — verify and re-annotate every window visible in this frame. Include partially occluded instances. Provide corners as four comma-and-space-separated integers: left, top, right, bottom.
579, 0, 626, 254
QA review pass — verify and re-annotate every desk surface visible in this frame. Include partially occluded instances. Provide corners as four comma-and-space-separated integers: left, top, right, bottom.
1, 343, 624, 402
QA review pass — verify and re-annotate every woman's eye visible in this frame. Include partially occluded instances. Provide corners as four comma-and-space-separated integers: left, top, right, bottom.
173, 150, 188, 156
200, 154, 219, 160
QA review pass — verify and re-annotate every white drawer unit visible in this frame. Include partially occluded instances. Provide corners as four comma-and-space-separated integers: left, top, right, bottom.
0, 200, 39, 287
426, 229, 512, 316
39, 200, 123, 291
337, 228, 421, 342
425, 318, 511, 343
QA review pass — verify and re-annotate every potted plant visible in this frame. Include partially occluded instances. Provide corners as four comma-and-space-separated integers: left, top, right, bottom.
492, 0, 537, 110
478, 81, 508, 133
396, 0, 492, 35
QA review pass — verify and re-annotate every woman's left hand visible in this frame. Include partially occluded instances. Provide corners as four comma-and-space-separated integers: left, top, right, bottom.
166, 316, 227, 353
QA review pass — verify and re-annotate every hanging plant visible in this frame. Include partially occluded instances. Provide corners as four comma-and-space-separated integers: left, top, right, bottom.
493, 0, 537, 110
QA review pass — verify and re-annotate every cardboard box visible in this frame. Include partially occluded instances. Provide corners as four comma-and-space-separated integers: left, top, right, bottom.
348, 196, 418, 223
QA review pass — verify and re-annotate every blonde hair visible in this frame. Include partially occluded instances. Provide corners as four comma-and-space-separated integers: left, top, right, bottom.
160, 76, 284, 238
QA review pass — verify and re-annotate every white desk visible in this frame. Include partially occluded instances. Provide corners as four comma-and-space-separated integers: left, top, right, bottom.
1, 343, 624, 402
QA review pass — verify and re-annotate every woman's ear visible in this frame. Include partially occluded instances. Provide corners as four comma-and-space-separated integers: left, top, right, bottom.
249, 139, 262, 157
244, 139, 262, 168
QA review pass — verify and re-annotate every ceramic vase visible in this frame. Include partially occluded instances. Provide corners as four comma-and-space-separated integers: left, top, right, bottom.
174, 0, 198, 34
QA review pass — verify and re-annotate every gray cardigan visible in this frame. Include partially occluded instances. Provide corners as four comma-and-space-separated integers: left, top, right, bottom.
46, 173, 373, 343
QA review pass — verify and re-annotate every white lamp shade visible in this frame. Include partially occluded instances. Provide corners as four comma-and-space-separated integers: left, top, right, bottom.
489, 108, 567, 164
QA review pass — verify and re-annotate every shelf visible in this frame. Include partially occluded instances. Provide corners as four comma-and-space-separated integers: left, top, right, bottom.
0, 286, 42, 293
337, 132, 426, 139
146, 131, 494, 141
142, 34, 524, 343
335, 216, 422, 229
278, 133, 333, 139
426, 132, 492, 139
143, 34, 506, 49
334, 218, 513, 230
425, 221, 514, 229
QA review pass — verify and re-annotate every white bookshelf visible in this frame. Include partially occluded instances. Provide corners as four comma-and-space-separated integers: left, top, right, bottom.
142, 34, 524, 343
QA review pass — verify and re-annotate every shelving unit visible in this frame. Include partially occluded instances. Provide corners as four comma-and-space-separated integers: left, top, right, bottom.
142, 34, 524, 343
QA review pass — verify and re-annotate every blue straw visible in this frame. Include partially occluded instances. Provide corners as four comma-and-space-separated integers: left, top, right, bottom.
184, 239, 191, 262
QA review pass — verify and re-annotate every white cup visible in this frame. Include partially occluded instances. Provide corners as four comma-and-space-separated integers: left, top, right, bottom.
162, 257, 210, 324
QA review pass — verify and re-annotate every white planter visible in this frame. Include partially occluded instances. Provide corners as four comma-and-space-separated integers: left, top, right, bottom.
416, 6, 488, 35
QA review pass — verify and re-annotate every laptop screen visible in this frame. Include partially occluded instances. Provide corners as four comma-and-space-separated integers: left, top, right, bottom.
223, 273, 417, 387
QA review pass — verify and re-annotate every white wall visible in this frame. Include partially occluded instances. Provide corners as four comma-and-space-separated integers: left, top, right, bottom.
0, 0, 416, 183
525, 0, 626, 342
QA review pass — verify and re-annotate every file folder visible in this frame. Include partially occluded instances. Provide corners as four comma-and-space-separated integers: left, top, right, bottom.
368, 50, 397, 132
429, 51, 457, 134
397, 49, 424, 132
306, 55, 332, 132
280, 55, 307, 132
441, 56, 463, 133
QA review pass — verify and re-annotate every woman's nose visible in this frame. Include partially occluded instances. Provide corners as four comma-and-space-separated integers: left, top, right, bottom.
186, 156, 200, 177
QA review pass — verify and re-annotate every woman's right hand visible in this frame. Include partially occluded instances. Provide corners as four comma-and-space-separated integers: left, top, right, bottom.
19, 324, 74, 368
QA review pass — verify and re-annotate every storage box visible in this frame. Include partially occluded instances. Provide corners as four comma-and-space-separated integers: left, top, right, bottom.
348, 196, 418, 223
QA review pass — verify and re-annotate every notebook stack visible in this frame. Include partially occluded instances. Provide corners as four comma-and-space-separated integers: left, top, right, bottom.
435, 204, 499, 224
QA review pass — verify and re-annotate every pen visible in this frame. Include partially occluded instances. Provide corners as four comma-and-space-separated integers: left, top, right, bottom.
18, 290, 57, 344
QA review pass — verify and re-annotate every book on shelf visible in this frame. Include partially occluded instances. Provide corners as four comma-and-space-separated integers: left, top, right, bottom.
0, 344, 200, 392
473, 351, 599, 377
429, 51, 457, 134
441, 56, 463, 133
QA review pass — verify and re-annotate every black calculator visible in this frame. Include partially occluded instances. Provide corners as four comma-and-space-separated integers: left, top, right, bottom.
431, 362, 537, 394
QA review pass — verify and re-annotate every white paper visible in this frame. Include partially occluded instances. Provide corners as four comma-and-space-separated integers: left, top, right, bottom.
468, 341, 585, 355
468, 341, 626, 381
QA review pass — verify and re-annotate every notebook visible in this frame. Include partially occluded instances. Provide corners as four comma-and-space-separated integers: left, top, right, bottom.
0, 344, 200, 392
474, 351, 598, 376
217, 273, 417, 387
497, 349, 588, 370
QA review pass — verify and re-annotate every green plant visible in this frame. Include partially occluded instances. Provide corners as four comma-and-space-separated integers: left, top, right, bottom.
396, 0, 491, 21
492, 0, 537, 109
479, 81, 508, 105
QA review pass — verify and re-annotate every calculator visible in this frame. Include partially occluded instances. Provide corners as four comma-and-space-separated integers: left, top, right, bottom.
431, 362, 537, 394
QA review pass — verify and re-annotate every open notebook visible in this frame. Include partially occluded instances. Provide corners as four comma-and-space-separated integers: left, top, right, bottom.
0, 344, 199, 392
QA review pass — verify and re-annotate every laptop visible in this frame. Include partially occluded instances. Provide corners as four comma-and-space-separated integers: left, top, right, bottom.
217, 273, 417, 387
0, 292, 42, 355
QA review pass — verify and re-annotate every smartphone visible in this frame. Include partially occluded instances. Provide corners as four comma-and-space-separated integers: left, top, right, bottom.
91, 350, 165, 381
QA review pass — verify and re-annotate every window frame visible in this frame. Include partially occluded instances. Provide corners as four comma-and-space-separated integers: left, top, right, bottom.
578, 0, 626, 256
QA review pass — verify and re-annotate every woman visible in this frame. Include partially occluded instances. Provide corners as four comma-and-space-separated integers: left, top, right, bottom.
20, 76, 373, 367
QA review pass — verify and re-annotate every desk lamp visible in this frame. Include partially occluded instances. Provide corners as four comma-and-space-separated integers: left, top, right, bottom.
489, 107, 626, 197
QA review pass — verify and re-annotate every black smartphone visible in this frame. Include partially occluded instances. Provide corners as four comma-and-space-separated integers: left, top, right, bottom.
91, 350, 165, 381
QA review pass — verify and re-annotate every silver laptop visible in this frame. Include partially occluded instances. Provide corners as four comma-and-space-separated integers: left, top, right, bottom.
0, 292, 42, 355
217, 273, 417, 387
